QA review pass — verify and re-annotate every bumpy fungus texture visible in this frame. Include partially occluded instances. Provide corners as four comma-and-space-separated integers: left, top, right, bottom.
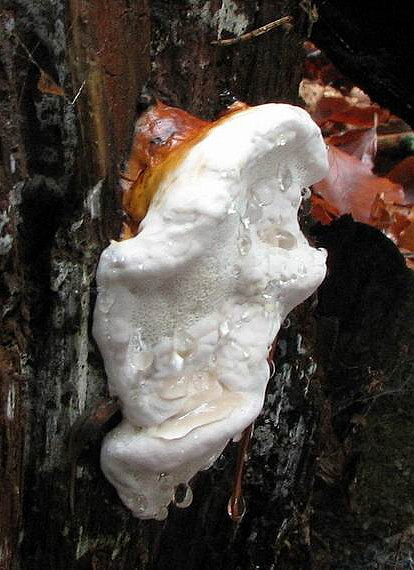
93, 102, 328, 520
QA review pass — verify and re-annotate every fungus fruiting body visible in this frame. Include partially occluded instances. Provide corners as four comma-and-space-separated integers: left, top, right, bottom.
93, 102, 328, 520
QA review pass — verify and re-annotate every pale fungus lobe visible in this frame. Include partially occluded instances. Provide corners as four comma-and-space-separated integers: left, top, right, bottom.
93, 102, 329, 520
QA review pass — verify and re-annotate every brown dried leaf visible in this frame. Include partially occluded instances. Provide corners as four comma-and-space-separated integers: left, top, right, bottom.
312, 146, 404, 224
37, 69, 64, 96
327, 126, 377, 169
398, 221, 414, 251
315, 94, 389, 128
387, 155, 414, 203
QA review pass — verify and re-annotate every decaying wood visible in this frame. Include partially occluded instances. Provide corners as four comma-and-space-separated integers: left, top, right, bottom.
0, 2, 317, 567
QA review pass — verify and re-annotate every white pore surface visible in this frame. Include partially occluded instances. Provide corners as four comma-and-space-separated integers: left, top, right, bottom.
93, 103, 329, 520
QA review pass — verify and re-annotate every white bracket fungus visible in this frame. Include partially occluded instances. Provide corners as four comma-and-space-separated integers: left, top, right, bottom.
93, 103, 328, 520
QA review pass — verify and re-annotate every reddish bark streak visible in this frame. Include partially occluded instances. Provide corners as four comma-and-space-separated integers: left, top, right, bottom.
0, 348, 25, 570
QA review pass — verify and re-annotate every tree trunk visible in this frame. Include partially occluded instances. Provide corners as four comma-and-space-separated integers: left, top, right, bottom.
1, 2, 413, 569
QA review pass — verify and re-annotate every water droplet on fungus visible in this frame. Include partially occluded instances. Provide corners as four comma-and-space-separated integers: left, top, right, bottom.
154, 506, 169, 521
128, 329, 154, 371
227, 202, 237, 215
111, 254, 126, 268
135, 494, 148, 513
227, 494, 246, 522
241, 216, 250, 230
170, 351, 184, 371
158, 472, 174, 491
277, 133, 287, 146
263, 280, 279, 300
174, 329, 197, 358
174, 483, 193, 509
282, 317, 291, 329
230, 341, 250, 360
257, 225, 296, 249
219, 320, 231, 338
279, 167, 292, 192
244, 199, 262, 223
253, 185, 274, 207
268, 360, 276, 380
131, 350, 154, 371
263, 280, 281, 314
238, 234, 252, 256
298, 262, 307, 275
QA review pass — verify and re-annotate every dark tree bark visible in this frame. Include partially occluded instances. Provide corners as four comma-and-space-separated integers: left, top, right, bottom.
312, 1, 414, 129
1, 2, 413, 570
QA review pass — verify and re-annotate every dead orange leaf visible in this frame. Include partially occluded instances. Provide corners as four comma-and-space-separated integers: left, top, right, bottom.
327, 126, 377, 169
37, 70, 64, 96
398, 221, 414, 251
314, 95, 389, 128
312, 146, 404, 224
387, 155, 414, 203
310, 194, 340, 225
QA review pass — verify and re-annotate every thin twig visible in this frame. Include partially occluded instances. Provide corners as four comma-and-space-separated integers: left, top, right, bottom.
71, 79, 86, 105
211, 16, 292, 46
13, 33, 42, 70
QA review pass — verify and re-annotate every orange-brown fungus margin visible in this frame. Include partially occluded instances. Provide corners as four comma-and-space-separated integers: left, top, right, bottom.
119, 100, 249, 238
